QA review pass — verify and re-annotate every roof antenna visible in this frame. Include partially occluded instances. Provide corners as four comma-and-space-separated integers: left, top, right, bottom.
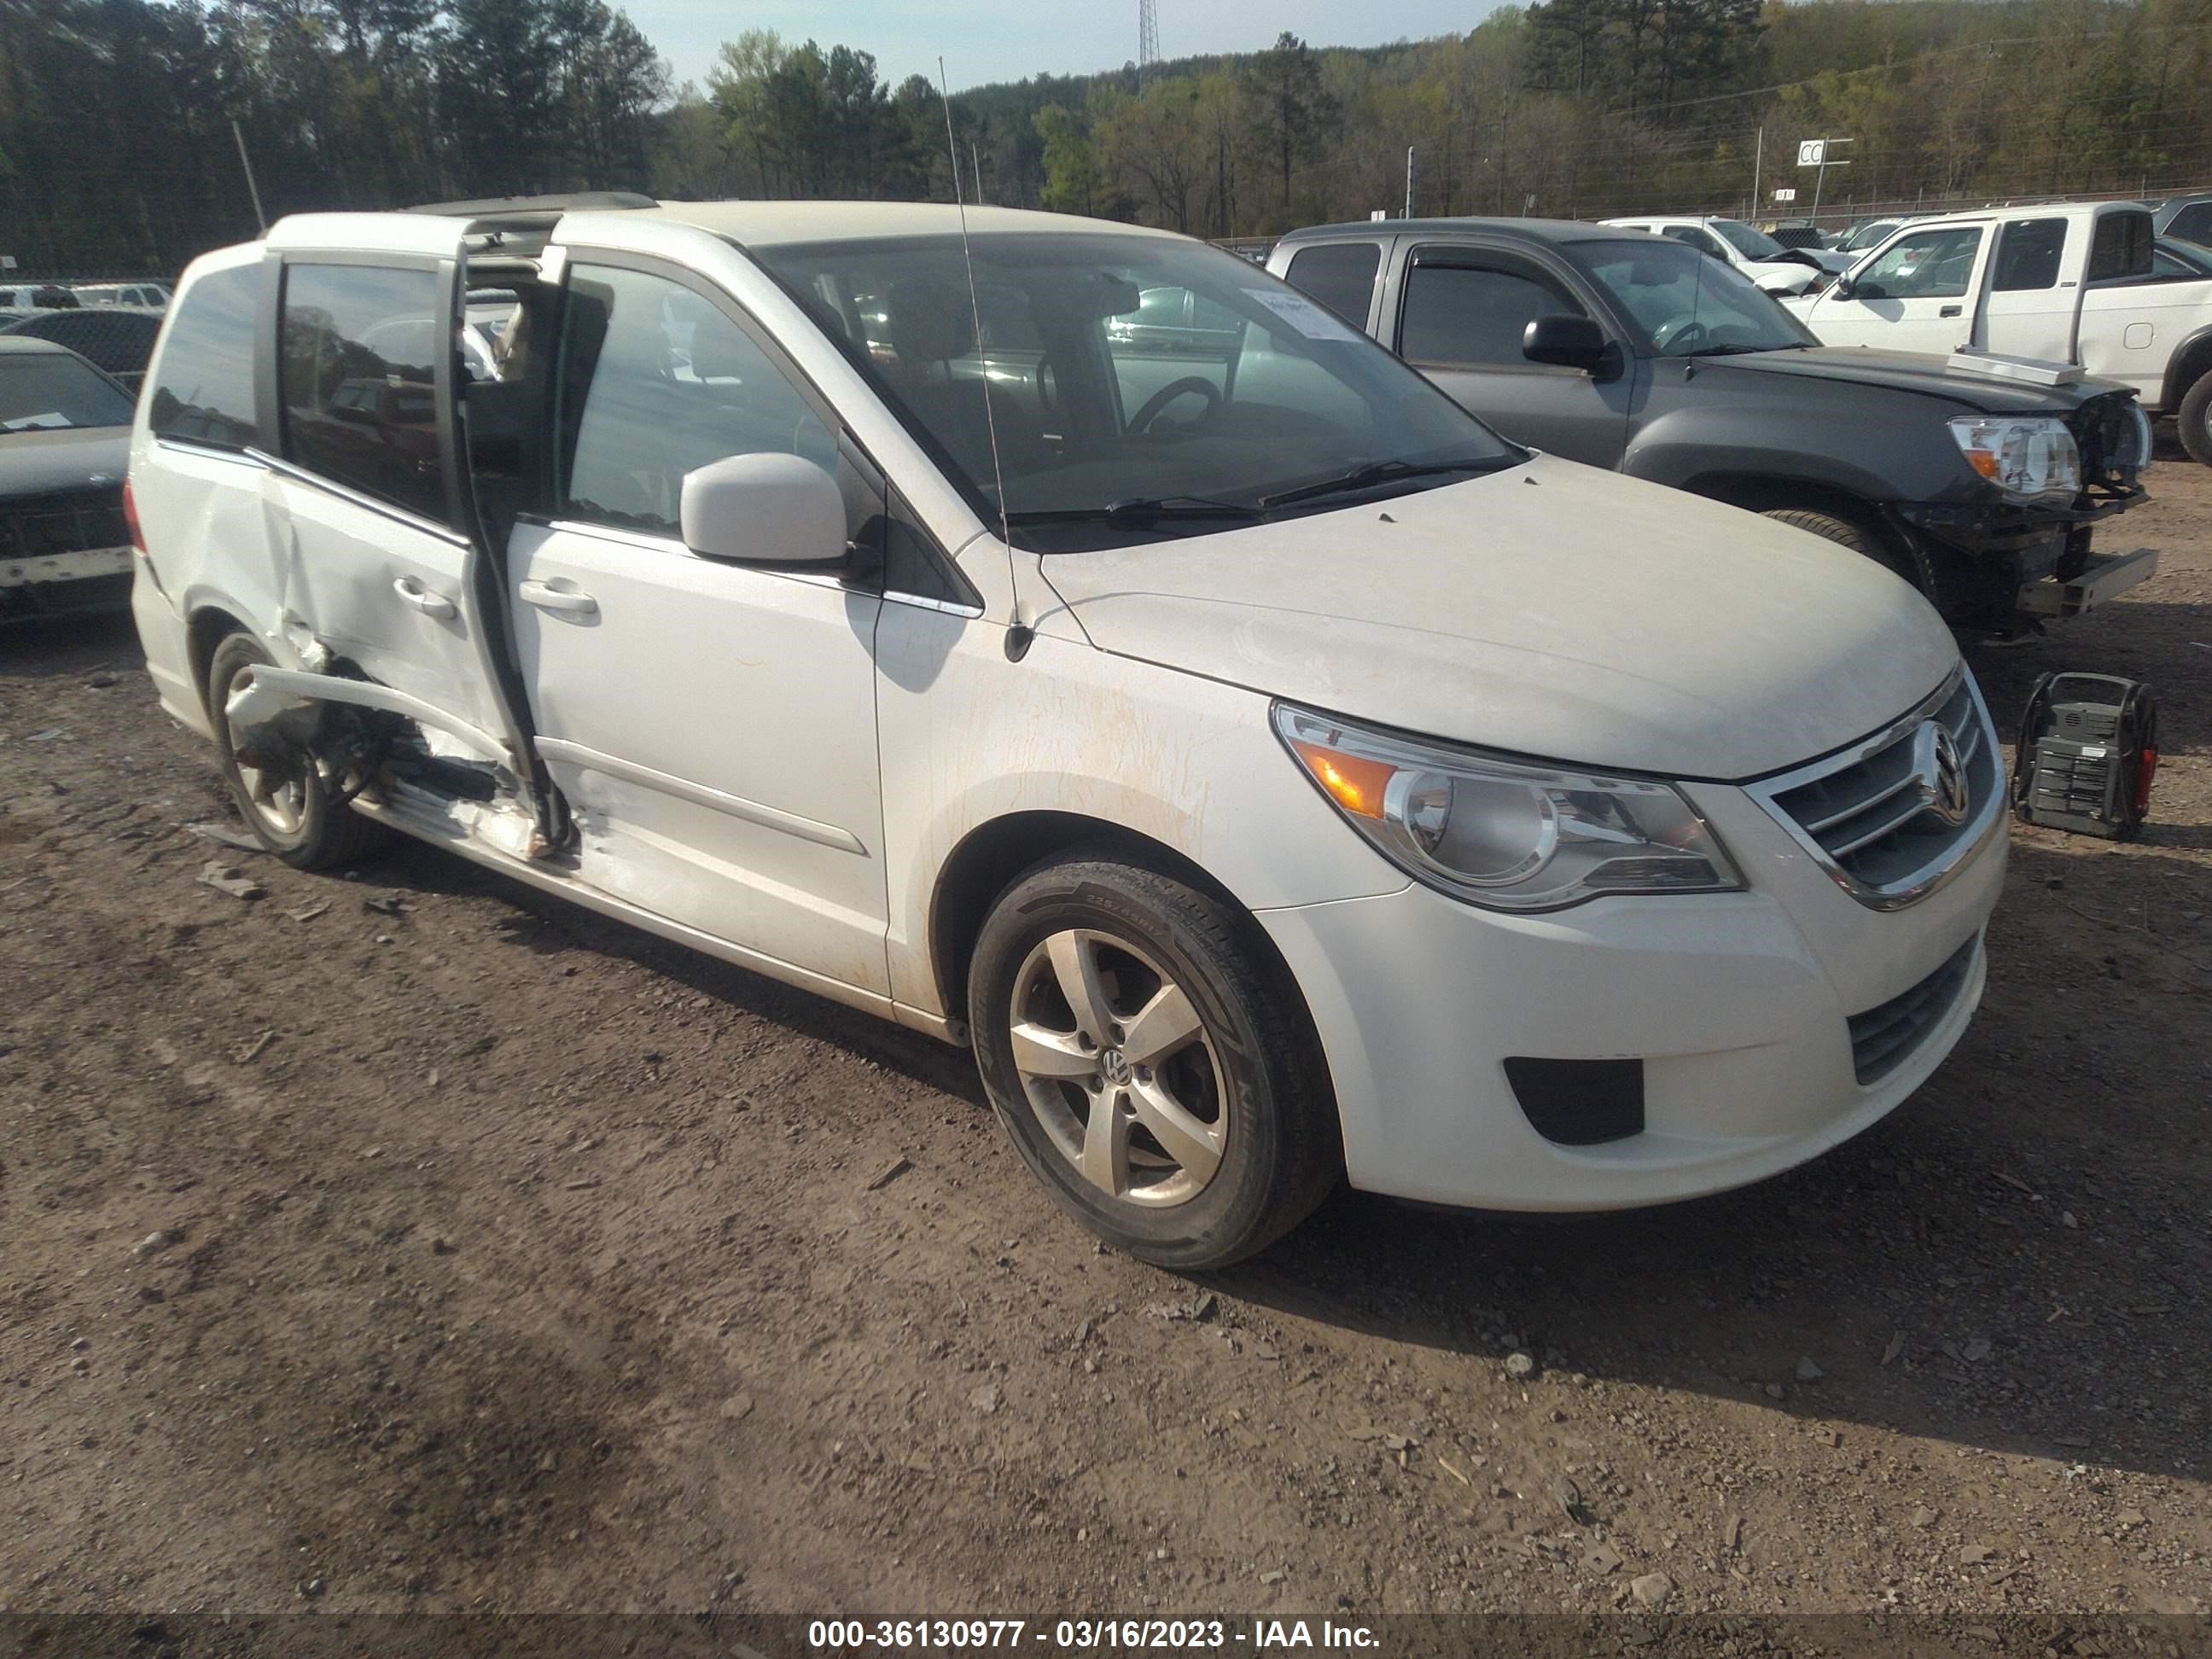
937, 57, 1030, 661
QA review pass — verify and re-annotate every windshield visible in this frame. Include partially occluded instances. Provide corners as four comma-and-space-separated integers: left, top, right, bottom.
1708, 220, 1788, 260
751, 232, 1518, 549
0, 352, 135, 432
1575, 239, 1818, 357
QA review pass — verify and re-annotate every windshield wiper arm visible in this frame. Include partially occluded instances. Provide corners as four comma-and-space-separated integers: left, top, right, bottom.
1257, 457, 1505, 510
1006, 495, 1264, 527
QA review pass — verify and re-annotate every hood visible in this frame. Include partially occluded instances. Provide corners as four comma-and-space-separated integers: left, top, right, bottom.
1711, 346, 2132, 413
1749, 265, 1819, 294
1755, 248, 1854, 273
0, 424, 131, 498
1037, 456, 1959, 783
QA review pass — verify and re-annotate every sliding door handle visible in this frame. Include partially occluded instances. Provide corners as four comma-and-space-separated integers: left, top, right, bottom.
392, 576, 457, 619
519, 579, 599, 617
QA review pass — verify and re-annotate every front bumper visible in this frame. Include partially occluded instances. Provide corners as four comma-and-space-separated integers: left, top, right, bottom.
1258, 777, 2005, 1211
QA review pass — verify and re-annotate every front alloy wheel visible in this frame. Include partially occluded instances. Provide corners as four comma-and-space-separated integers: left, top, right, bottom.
1009, 928, 1227, 1208
969, 849, 1342, 1269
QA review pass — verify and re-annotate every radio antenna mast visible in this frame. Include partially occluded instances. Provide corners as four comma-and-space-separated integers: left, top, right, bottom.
938, 58, 1030, 661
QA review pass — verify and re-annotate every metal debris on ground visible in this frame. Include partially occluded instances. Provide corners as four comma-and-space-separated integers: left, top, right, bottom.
183, 820, 264, 853
195, 860, 265, 900
864, 1155, 913, 1191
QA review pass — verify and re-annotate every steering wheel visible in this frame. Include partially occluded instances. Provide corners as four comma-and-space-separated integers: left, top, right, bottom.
1128, 375, 1222, 435
1650, 316, 1711, 354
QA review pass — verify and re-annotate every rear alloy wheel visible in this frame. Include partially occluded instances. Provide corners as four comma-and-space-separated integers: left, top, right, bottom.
969, 852, 1340, 1269
207, 631, 390, 870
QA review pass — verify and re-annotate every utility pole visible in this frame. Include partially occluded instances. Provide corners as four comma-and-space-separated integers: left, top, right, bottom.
1405, 146, 1415, 218
1137, 0, 1159, 84
231, 118, 266, 235
971, 142, 983, 205
1751, 125, 1762, 217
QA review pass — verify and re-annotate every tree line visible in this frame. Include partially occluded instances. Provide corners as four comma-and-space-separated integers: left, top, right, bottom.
6, 0, 2211, 278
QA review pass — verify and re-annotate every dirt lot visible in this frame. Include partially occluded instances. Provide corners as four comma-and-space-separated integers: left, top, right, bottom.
3, 460, 2209, 1627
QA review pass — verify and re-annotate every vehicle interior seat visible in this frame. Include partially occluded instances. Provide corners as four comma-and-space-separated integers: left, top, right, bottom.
882, 278, 1049, 485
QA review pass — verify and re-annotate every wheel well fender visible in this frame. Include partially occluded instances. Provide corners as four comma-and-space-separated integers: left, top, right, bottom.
186, 604, 250, 717
2165, 326, 2212, 410
927, 811, 1316, 1058
1677, 472, 1887, 530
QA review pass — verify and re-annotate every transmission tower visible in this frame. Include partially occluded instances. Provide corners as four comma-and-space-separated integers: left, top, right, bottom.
1138, 0, 1160, 83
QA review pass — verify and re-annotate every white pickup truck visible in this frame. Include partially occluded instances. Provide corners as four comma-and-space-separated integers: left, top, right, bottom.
1785, 200, 2212, 464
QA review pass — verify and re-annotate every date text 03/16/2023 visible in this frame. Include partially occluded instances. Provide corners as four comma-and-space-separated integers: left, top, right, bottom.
806, 1619, 1382, 1650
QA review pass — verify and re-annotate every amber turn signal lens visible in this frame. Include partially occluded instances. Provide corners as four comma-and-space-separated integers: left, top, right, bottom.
1289, 739, 1397, 819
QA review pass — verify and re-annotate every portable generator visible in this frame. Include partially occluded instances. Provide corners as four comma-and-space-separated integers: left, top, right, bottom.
2011, 672, 2158, 839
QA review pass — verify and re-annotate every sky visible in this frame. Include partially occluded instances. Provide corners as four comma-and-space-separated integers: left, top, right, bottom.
634, 1, 1502, 96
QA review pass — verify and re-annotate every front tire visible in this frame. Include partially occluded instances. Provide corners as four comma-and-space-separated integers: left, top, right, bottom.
2178, 369, 2212, 468
968, 850, 1340, 1270
1760, 506, 1939, 600
207, 631, 390, 870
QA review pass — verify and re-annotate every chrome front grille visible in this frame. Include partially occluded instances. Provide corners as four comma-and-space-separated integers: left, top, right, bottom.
1748, 669, 2003, 910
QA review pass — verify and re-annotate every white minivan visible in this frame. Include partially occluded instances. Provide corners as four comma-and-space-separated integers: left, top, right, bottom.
125, 198, 2006, 1267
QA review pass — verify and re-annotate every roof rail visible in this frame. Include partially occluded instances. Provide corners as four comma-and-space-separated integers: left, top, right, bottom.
405, 191, 658, 222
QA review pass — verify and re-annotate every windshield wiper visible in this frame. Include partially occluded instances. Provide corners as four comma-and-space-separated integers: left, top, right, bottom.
1006, 495, 1264, 527
1676, 343, 1790, 358
1257, 457, 1507, 510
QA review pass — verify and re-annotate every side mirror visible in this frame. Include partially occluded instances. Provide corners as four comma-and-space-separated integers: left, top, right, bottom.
679, 451, 848, 567
1831, 276, 1854, 300
1522, 313, 1614, 374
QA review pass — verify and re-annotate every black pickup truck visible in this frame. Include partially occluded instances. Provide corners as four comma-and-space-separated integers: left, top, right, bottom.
1268, 218, 2155, 633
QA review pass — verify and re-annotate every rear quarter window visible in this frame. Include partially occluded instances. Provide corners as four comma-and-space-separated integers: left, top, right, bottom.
2087, 212, 2154, 283
148, 265, 259, 449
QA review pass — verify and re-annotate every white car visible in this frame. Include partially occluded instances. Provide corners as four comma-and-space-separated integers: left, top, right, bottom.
1600, 215, 1850, 294
126, 199, 2005, 1266
72, 282, 171, 310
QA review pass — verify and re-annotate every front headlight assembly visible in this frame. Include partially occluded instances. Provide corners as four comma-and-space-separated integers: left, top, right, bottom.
1947, 414, 2081, 502
1275, 705, 1743, 912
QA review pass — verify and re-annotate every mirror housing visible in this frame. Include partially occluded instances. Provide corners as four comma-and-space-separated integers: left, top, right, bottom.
1522, 313, 1615, 375
679, 451, 848, 567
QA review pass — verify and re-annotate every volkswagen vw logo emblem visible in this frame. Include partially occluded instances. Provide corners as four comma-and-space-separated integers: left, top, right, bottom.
1910, 720, 1970, 830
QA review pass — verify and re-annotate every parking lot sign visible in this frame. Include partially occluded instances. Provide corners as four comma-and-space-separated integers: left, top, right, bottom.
1797, 140, 1826, 166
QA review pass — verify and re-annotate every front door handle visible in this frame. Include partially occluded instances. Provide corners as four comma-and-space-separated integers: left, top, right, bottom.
393, 576, 457, 619
518, 579, 599, 617
1939, 304, 1962, 317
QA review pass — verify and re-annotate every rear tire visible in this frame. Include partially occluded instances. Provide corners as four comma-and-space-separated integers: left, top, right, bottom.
1761, 505, 1939, 601
207, 631, 390, 871
968, 849, 1341, 1270
2178, 370, 2212, 468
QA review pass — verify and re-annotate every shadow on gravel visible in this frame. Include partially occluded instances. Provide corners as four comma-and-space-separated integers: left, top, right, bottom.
0, 608, 139, 677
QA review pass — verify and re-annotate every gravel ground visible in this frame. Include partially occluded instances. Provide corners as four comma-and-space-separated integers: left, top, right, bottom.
2, 459, 2209, 1625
